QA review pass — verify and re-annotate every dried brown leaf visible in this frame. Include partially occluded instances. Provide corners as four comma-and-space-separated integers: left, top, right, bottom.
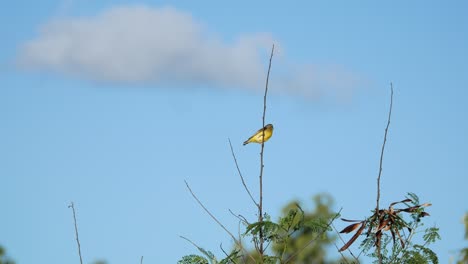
339, 220, 366, 252
395, 228, 405, 248
420, 212, 430, 217
339, 222, 363, 234
377, 219, 389, 232
341, 218, 362, 222
389, 198, 412, 208
390, 228, 396, 245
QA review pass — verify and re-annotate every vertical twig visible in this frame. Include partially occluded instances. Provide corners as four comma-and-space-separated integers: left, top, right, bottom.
68, 202, 83, 264
258, 44, 275, 260
140, 256, 143, 264
375, 83, 394, 263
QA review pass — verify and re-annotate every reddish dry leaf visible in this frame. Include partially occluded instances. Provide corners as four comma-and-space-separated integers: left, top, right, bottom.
377, 219, 389, 232
339, 220, 367, 252
375, 231, 382, 247
389, 198, 412, 208
390, 228, 396, 245
339, 222, 364, 234
340, 197, 431, 253
395, 228, 405, 248
341, 218, 363, 222
400, 205, 420, 213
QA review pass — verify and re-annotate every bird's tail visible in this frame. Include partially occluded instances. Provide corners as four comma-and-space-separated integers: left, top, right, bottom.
243, 140, 249, 146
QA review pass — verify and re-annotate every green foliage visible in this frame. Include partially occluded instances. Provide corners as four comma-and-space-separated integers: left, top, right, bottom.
456, 212, 468, 264
92, 261, 108, 264
245, 220, 281, 244
342, 193, 440, 264
271, 194, 339, 264
180, 194, 347, 264
465, 212, 468, 240
0, 246, 15, 264
398, 245, 438, 264
177, 244, 218, 264
423, 227, 441, 244
178, 254, 210, 264
219, 249, 242, 264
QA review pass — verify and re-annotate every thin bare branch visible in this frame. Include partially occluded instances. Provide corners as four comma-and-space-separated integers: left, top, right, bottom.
375, 83, 394, 263
180, 235, 204, 252
220, 243, 239, 264
68, 202, 83, 264
332, 242, 352, 264
258, 43, 275, 261
184, 180, 238, 242
228, 209, 250, 226
228, 138, 258, 208
140, 256, 143, 264
332, 222, 360, 263
232, 211, 249, 263
376, 83, 394, 210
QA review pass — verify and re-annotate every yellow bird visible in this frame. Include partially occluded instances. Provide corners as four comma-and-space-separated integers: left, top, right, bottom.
243, 124, 274, 146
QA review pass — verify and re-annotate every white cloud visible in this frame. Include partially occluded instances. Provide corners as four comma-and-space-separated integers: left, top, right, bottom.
17, 5, 364, 98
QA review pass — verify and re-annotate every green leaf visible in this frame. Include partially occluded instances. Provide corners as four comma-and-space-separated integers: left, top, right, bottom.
406, 192, 420, 205
178, 255, 209, 264
423, 227, 441, 245
219, 249, 241, 264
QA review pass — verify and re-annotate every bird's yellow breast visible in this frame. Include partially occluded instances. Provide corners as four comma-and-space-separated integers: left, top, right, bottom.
246, 125, 273, 144
252, 129, 272, 143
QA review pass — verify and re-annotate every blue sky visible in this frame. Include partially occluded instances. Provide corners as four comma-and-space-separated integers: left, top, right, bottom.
1, 1, 468, 263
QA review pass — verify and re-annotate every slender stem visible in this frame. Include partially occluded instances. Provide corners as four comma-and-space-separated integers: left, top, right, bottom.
68, 202, 83, 264
184, 180, 238, 243
258, 44, 275, 260
332, 223, 360, 263
220, 243, 239, 264
140, 256, 143, 264
375, 83, 394, 263
229, 138, 259, 208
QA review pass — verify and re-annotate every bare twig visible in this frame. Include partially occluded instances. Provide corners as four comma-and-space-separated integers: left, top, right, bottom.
68, 202, 83, 264
285, 209, 342, 263
220, 243, 239, 264
375, 83, 394, 263
332, 222, 360, 263
230, 209, 249, 263
185, 180, 238, 242
180, 236, 205, 253
228, 209, 250, 226
258, 43, 275, 261
332, 242, 352, 264
376, 83, 394, 212
184, 180, 256, 262
228, 138, 259, 208
140, 256, 143, 264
